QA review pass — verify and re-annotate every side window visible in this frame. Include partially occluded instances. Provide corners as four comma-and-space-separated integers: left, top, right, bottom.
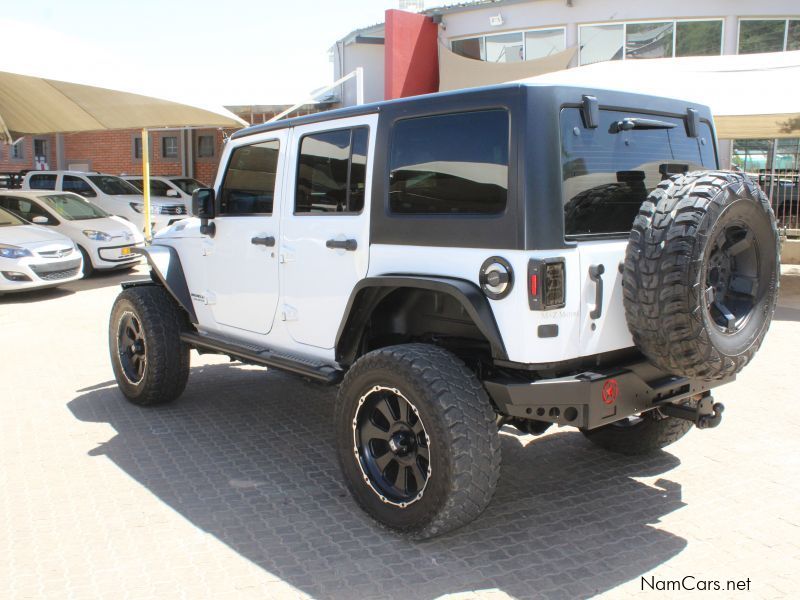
388, 110, 509, 215
0, 197, 50, 222
28, 174, 57, 190
295, 127, 369, 214
219, 139, 280, 215
63, 175, 97, 197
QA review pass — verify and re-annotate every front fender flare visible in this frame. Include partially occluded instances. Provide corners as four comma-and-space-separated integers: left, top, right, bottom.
335, 276, 508, 366
124, 245, 197, 324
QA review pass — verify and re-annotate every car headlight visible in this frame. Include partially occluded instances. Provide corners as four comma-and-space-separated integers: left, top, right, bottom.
82, 230, 112, 241
0, 244, 33, 259
129, 203, 160, 215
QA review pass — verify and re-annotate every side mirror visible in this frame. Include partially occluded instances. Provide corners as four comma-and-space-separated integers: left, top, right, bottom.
166, 189, 179, 198
191, 188, 216, 219
32, 216, 50, 225
191, 188, 216, 237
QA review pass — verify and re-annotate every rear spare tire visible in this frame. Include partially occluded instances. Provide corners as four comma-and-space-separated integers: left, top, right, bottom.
624, 171, 779, 380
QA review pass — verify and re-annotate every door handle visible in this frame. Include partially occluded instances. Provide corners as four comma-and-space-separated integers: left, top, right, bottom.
589, 264, 605, 320
326, 239, 357, 251
251, 235, 275, 247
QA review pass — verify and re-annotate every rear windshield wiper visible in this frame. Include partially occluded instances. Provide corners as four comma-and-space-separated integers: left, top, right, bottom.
610, 118, 677, 133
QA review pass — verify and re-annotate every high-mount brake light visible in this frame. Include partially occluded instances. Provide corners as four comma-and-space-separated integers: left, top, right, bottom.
528, 258, 566, 310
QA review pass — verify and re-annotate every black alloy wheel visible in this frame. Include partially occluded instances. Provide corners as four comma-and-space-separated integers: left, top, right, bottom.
353, 385, 431, 507
705, 223, 759, 334
117, 311, 147, 384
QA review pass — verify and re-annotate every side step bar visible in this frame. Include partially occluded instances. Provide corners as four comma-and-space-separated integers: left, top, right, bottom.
180, 331, 343, 385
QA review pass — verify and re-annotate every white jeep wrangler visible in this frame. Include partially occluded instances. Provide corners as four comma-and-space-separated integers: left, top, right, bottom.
108, 84, 779, 539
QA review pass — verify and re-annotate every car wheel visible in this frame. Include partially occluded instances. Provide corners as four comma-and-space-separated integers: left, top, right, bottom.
78, 246, 94, 277
109, 285, 190, 406
335, 343, 501, 539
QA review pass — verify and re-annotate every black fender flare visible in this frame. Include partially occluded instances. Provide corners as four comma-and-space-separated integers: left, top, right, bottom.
335, 276, 508, 366
122, 245, 198, 324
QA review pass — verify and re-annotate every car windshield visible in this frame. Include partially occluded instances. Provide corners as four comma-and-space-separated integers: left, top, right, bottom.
170, 178, 203, 194
87, 175, 141, 195
0, 206, 25, 227
40, 193, 109, 220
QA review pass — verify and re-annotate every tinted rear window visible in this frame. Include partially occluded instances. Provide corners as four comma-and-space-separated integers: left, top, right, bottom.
561, 108, 716, 238
29, 174, 56, 190
388, 110, 509, 215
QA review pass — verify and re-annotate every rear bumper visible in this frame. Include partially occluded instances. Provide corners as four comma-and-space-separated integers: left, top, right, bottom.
484, 358, 733, 430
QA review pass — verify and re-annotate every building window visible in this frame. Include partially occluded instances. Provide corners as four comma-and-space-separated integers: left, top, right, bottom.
580, 19, 723, 65
739, 19, 800, 54
197, 135, 215, 158
33, 139, 48, 160
133, 137, 142, 159
161, 136, 178, 159
452, 27, 565, 62
11, 139, 24, 160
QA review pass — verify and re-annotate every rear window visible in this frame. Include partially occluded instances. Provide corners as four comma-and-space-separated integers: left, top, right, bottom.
388, 109, 509, 215
28, 174, 56, 190
561, 108, 716, 238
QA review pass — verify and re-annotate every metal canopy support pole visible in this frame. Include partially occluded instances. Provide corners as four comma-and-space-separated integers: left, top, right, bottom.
142, 127, 152, 242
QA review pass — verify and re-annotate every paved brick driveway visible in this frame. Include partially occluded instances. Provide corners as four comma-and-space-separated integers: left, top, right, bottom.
1, 266, 799, 599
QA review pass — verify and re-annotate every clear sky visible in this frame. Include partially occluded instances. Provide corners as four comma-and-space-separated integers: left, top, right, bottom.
0, 0, 413, 107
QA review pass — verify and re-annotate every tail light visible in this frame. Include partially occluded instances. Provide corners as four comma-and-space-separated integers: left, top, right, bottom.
528, 258, 565, 310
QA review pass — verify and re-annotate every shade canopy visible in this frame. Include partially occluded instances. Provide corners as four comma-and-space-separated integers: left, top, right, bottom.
0, 70, 246, 142
522, 50, 800, 139
439, 44, 577, 93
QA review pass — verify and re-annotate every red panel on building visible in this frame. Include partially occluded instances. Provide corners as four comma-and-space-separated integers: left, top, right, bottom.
384, 9, 439, 100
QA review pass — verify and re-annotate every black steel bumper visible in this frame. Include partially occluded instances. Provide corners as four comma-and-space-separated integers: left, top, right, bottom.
484, 359, 733, 431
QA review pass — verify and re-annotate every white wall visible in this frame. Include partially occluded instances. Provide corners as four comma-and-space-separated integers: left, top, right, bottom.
441, 0, 800, 59
333, 42, 385, 106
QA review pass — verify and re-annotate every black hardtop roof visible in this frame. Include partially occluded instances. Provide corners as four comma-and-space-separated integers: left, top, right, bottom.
230, 82, 712, 141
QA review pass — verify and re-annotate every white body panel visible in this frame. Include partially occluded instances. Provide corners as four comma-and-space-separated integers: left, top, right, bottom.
279, 114, 377, 349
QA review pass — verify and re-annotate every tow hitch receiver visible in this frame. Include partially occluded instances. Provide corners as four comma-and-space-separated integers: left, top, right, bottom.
660, 395, 725, 429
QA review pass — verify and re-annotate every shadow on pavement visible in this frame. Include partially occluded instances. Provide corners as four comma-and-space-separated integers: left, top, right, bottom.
69, 363, 687, 600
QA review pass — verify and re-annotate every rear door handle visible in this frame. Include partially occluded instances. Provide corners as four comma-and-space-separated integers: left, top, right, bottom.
251, 235, 275, 247
589, 264, 605, 320
326, 239, 357, 251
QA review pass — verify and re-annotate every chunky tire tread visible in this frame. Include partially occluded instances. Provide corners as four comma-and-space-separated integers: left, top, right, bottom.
109, 286, 190, 406
335, 343, 501, 539
582, 407, 694, 456
623, 170, 779, 380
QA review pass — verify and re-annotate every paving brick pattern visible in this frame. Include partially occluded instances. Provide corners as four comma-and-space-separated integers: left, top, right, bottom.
1, 267, 799, 599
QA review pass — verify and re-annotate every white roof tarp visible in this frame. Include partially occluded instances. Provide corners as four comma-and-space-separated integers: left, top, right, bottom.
0, 70, 246, 142
439, 43, 577, 93
519, 51, 800, 139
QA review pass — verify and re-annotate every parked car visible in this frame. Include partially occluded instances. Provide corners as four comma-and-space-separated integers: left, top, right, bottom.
0, 206, 83, 294
109, 84, 779, 539
21, 171, 187, 233
0, 190, 144, 276
122, 175, 206, 211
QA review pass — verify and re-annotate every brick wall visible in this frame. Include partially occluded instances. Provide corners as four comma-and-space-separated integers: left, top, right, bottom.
0, 127, 231, 186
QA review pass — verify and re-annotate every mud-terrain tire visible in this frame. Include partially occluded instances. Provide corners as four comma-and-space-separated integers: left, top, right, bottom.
623, 171, 779, 380
109, 286, 190, 406
582, 402, 695, 456
334, 343, 501, 539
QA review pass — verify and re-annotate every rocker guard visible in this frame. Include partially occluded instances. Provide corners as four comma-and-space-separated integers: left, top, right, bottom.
122, 245, 198, 324
484, 357, 733, 431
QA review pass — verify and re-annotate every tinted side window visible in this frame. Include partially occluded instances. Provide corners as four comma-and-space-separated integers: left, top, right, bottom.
63, 175, 97, 197
295, 127, 369, 214
388, 110, 509, 215
561, 108, 715, 238
29, 174, 57, 190
219, 139, 280, 215
0, 197, 51, 222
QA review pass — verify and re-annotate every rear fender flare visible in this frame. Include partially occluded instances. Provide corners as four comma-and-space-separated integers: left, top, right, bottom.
335, 276, 508, 366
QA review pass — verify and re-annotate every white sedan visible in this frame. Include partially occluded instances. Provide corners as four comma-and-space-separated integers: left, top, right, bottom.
0, 191, 144, 276
0, 206, 83, 294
